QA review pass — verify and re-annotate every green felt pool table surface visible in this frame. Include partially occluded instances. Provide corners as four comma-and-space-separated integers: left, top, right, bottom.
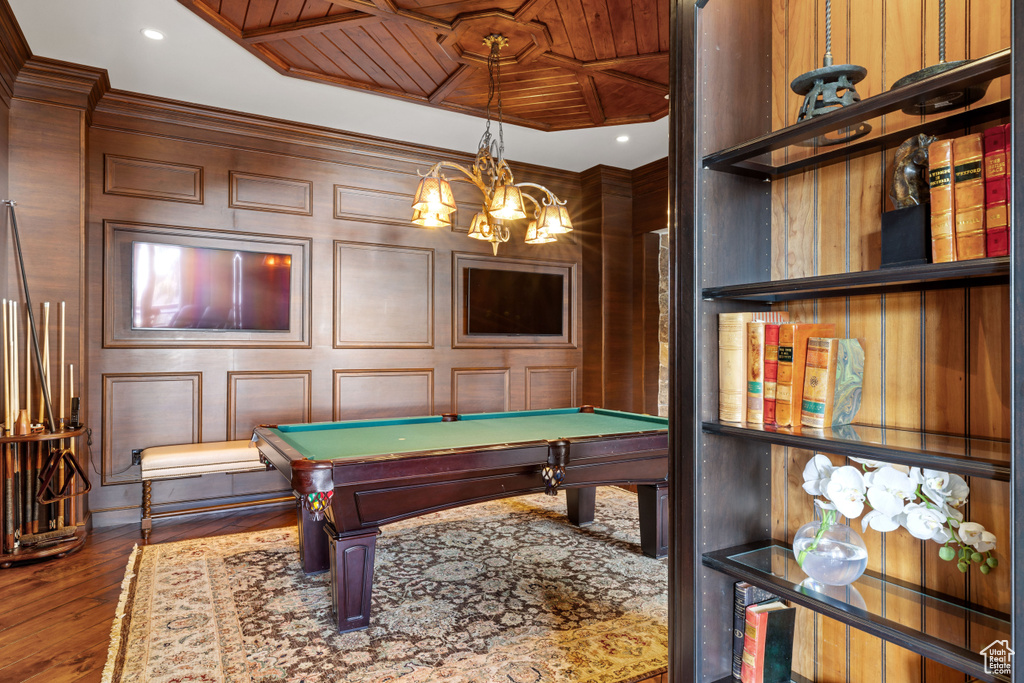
268, 407, 668, 461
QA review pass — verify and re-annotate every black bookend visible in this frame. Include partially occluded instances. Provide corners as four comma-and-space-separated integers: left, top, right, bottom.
881, 204, 931, 268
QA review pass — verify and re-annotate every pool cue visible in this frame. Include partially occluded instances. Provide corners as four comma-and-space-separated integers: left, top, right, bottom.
3, 299, 9, 434
67, 364, 74, 524
59, 302, 67, 525
24, 306, 30, 429
10, 300, 17, 433
3, 446, 12, 552
39, 302, 49, 425
40, 303, 57, 528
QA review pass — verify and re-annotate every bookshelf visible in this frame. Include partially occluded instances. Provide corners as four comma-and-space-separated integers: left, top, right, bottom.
668, 1, 1021, 682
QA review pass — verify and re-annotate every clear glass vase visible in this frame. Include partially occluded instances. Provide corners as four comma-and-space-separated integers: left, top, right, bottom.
793, 509, 868, 586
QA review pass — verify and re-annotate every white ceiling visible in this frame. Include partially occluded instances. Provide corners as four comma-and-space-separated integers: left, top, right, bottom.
8, 0, 669, 172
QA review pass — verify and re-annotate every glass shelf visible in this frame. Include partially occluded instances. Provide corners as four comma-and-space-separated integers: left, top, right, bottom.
701, 48, 1011, 179
702, 421, 1010, 481
703, 541, 1011, 682
702, 257, 1010, 302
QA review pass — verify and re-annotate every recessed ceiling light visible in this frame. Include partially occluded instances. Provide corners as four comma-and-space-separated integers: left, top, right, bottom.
141, 28, 165, 40
616, 135, 630, 143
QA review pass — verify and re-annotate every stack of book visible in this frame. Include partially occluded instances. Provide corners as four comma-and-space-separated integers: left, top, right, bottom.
719, 315, 865, 428
733, 581, 796, 682
928, 122, 1011, 262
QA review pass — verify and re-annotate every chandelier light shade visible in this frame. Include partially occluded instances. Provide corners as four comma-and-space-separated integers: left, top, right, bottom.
411, 174, 456, 216
537, 204, 573, 234
488, 184, 527, 221
410, 33, 572, 255
411, 208, 452, 229
524, 221, 556, 244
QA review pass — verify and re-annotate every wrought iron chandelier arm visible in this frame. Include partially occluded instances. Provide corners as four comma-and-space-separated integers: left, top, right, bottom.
423, 161, 490, 195
514, 182, 566, 207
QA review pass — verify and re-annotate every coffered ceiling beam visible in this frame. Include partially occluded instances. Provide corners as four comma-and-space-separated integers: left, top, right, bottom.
576, 73, 605, 124
328, 0, 454, 35
242, 14, 382, 44
540, 53, 668, 94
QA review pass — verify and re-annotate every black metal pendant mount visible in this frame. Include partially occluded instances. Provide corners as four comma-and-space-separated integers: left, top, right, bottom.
790, 0, 871, 146
891, 0, 989, 115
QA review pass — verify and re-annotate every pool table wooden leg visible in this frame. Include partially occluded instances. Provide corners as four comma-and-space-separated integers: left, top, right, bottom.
637, 483, 669, 559
565, 486, 596, 526
297, 497, 329, 574
326, 522, 378, 633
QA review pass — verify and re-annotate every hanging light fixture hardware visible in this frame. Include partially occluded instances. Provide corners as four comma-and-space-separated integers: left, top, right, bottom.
411, 34, 572, 255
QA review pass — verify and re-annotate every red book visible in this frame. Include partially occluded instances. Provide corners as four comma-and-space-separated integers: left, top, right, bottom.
740, 600, 795, 683
762, 324, 780, 425
983, 123, 1010, 257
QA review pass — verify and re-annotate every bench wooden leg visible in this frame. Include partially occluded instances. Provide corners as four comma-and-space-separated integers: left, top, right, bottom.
141, 480, 152, 540
637, 482, 668, 559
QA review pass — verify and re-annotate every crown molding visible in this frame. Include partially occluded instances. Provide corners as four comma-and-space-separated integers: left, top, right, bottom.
13, 56, 110, 119
0, 0, 30, 106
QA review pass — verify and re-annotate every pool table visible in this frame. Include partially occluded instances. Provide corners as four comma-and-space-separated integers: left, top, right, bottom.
251, 406, 668, 633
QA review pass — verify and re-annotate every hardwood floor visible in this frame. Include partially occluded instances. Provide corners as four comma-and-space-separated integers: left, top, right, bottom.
0, 507, 667, 683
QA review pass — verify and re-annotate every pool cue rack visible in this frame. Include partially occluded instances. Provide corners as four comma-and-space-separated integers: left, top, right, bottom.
0, 426, 88, 567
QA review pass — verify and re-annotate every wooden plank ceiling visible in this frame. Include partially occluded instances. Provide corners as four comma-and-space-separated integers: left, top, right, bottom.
179, 0, 669, 131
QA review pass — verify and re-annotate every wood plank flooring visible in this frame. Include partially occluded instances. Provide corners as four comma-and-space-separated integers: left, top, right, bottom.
0, 507, 667, 683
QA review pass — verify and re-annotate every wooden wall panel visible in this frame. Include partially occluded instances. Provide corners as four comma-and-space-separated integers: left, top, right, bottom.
334, 369, 433, 420
451, 368, 510, 414
226, 370, 311, 440
525, 366, 577, 409
334, 242, 434, 348
768, 1, 1012, 680
334, 185, 417, 227
71, 81, 587, 525
104, 155, 203, 204
102, 373, 201, 485
228, 171, 312, 215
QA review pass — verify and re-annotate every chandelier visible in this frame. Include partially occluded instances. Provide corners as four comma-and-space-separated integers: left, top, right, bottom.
411, 34, 573, 255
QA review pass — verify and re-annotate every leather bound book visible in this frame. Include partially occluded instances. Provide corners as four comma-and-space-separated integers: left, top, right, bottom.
719, 311, 790, 423
746, 322, 766, 424
983, 123, 1010, 258
800, 338, 865, 429
740, 600, 795, 683
952, 133, 987, 260
774, 323, 835, 428
733, 582, 777, 680
928, 139, 956, 262
763, 324, 780, 425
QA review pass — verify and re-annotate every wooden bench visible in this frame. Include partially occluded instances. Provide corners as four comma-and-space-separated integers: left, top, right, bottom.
136, 440, 290, 539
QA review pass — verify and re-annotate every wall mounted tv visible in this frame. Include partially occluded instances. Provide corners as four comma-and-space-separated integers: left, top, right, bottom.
465, 267, 564, 336
132, 241, 291, 331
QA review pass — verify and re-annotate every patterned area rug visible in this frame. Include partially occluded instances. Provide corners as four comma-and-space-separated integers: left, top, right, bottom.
102, 488, 667, 683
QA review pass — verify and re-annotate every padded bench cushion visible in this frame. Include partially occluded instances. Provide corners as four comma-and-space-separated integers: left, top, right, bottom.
140, 440, 265, 480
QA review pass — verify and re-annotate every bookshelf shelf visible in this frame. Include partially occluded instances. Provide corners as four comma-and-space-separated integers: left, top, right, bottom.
703, 542, 1011, 683
702, 421, 1010, 481
711, 675, 813, 683
701, 257, 1010, 302
701, 48, 1010, 179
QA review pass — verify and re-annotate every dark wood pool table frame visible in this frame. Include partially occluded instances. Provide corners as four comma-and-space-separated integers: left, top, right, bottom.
251, 406, 668, 633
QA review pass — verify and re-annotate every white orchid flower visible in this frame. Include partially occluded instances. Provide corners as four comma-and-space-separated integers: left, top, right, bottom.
903, 503, 952, 543
864, 466, 916, 517
959, 522, 998, 552
861, 508, 901, 533
824, 465, 866, 519
802, 454, 835, 497
850, 457, 887, 470
919, 469, 970, 508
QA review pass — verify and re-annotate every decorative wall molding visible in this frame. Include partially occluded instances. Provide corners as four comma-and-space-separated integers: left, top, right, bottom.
452, 367, 511, 414
104, 154, 204, 204
227, 370, 312, 440
334, 241, 434, 348
102, 372, 202, 485
525, 366, 577, 409
334, 369, 434, 421
13, 56, 110, 119
0, 0, 30, 106
229, 170, 313, 215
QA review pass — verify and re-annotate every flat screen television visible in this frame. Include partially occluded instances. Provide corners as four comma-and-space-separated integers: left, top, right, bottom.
132, 241, 291, 331
465, 268, 564, 336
